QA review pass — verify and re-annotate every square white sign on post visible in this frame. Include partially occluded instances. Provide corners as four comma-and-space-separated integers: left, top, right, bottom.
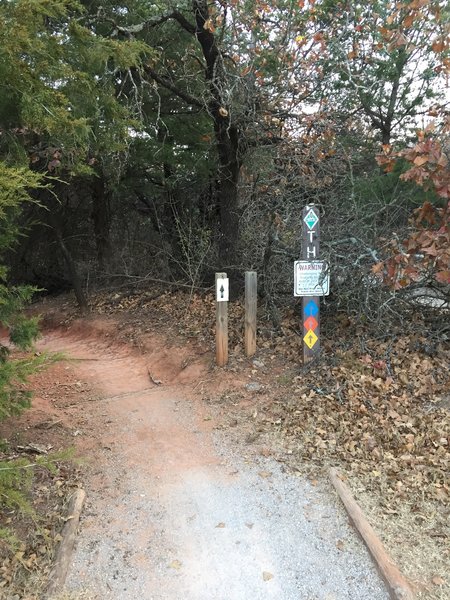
216, 278, 229, 302
294, 261, 330, 297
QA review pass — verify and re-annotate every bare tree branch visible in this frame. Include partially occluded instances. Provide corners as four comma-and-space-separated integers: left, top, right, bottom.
143, 66, 204, 108
88, 9, 196, 37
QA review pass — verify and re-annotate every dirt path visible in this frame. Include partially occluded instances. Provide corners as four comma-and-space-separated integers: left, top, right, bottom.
40, 329, 388, 600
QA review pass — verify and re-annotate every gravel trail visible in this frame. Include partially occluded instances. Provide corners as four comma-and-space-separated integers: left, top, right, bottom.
41, 330, 389, 600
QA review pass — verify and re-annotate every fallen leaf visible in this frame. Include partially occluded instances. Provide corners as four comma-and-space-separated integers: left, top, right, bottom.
259, 448, 272, 457
431, 576, 445, 586
203, 18, 215, 32
262, 571, 274, 581
215, 522, 226, 528
258, 471, 272, 479
336, 540, 345, 551
413, 155, 428, 166
169, 559, 182, 570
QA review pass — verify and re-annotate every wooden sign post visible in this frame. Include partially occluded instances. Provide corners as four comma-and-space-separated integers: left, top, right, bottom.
301, 205, 320, 363
215, 272, 229, 366
244, 271, 257, 357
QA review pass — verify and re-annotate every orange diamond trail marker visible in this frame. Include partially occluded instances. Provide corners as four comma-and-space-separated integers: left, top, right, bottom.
304, 316, 318, 331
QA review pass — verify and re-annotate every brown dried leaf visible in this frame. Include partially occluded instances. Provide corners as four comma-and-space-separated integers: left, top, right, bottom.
258, 471, 272, 479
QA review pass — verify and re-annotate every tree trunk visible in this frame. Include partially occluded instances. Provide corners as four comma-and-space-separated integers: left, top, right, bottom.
91, 176, 112, 272
381, 126, 391, 146
54, 227, 89, 313
143, 3, 245, 274
215, 123, 241, 270
192, 0, 242, 272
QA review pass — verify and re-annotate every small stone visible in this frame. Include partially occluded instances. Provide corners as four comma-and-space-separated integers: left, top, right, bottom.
252, 359, 265, 369
246, 382, 263, 392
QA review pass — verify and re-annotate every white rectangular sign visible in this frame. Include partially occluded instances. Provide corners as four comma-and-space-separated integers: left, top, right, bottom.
294, 260, 330, 297
216, 277, 229, 302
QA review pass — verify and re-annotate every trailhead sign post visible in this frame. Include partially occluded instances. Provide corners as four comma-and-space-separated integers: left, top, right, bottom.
294, 204, 329, 364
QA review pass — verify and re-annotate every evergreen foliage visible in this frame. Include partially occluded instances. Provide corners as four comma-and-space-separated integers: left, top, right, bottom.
0, 165, 52, 519
0, 165, 46, 418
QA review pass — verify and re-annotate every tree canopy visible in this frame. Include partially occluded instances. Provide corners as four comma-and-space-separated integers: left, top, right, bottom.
0, 0, 448, 309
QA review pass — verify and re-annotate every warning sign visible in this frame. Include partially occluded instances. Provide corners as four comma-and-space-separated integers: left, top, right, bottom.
294, 261, 330, 297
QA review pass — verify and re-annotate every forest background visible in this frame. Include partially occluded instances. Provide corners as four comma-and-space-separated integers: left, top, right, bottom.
0, 0, 448, 319
1, 0, 449, 317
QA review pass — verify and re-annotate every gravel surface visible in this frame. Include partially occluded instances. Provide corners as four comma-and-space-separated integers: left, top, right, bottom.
42, 332, 389, 600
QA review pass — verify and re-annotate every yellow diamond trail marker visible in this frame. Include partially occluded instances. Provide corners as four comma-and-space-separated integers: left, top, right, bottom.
303, 329, 318, 349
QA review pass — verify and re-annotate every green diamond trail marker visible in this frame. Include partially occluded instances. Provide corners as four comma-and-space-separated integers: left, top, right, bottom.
303, 208, 319, 230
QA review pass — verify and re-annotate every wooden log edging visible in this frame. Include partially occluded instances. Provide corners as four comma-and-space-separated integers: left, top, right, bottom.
329, 468, 414, 600
46, 487, 86, 599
